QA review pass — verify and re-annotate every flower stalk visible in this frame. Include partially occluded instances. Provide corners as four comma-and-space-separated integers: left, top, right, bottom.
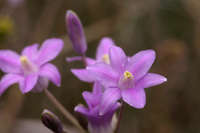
44, 88, 86, 133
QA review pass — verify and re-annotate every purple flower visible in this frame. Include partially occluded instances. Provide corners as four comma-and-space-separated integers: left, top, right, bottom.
68, 37, 115, 82
72, 45, 167, 108
75, 82, 120, 133
67, 37, 115, 65
0, 38, 63, 95
66, 10, 87, 55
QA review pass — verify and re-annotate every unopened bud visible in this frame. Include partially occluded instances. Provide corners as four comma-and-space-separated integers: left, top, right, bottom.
41, 109, 63, 133
66, 10, 87, 55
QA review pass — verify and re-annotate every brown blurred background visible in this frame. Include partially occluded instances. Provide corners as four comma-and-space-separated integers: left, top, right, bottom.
0, 0, 200, 133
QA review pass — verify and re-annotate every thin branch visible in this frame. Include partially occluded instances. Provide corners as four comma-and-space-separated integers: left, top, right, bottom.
44, 88, 86, 133
114, 101, 125, 133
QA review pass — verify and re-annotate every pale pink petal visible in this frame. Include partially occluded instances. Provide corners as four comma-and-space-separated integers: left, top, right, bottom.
37, 38, 63, 65
74, 104, 90, 116
66, 56, 95, 66
71, 69, 95, 82
109, 46, 127, 73
19, 74, 38, 93
0, 50, 21, 73
87, 63, 119, 88
99, 87, 121, 115
127, 50, 156, 81
39, 63, 61, 87
96, 37, 115, 60
122, 86, 146, 109
137, 73, 167, 88
0, 74, 22, 95
22, 44, 39, 61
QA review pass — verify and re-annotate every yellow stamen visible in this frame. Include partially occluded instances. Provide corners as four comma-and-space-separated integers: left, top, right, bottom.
123, 71, 134, 80
102, 54, 110, 64
20, 56, 37, 74
20, 56, 29, 65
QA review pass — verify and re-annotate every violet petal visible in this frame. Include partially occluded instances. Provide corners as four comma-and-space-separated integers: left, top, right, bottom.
20, 74, 38, 93
74, 104, 90, 116
0, 50, 21, 73
96, 37, 115, 60
71, 69, 94, 82
127, 50, 156, 81
99, 87, 121, 116
0, 74, 22, 95
39, 63, 61, 87
37, 38, 63, 65
137, 73, 167, 88
109, 46, 127, 73
66, 56, 95, 65
22, 44, 39, 61
122, 86, 146, 109
87, 63, 119, 88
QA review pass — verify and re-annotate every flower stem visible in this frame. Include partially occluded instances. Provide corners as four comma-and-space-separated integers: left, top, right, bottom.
82, 54, 87, 66
114, 101, 125, 133
44, 88, 86, 133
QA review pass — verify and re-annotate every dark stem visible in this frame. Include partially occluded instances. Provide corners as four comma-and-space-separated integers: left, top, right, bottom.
44, 88, 86, 133
115, 101, 125, 133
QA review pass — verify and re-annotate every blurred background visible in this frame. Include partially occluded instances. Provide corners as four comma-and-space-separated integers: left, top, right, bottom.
0, 0, 199, 133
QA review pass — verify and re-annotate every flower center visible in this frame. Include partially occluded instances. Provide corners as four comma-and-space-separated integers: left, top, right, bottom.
118, 71, 134, 90
123, 71, 134, 80
101, 54, 110, 64
20, 56, 38, 74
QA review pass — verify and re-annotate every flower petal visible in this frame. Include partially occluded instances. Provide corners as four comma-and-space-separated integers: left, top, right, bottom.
66, 56, 95, 66
37, 38, 64, 65
32, 76, 49, 92
82, 82, 103, 109
87, 63, 119, 88
21, 44, 39, 61
0, 50, 21, 73
109, 46, 127, 73
122, 86, 146, 109
96, 37, 115, 60
74, 104, 90, 116
19, 74, 38, 93
39, 63, 61, 87
137, 73, 167, 88
0, 74, 22, 95
127, 50, 156, 81
71, 69, 95, 82
99, 87, 121, 115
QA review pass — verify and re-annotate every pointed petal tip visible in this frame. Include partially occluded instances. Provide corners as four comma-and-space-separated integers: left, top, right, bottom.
74, 104, 86, 112
66, 10, 76, 17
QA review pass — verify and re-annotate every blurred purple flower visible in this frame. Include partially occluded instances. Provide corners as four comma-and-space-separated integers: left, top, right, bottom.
72, 46, 167, 108
7, 0, 24, 7
75, 82, 120, 133
66, 37, 115, 65
69, 37, 115, 82
0, 38, 63, 95
66, 10, 87, 55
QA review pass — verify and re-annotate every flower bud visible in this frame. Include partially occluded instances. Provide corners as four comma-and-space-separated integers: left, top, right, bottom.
41, 109, 63, 133
66, 10, 87, 55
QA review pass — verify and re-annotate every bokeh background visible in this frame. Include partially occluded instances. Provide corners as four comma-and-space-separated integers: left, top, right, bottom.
0, 0, 199, 133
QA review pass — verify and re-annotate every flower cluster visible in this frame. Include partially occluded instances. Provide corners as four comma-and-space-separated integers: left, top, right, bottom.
66, 11, 167, 133
0, 10, 167, 133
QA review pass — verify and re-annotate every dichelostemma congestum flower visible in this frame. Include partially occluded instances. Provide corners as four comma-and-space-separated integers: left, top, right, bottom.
71, 45, 167, 109
0, 38, 63, 95
68, 37, 116, 82
75, 82, 120, 133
